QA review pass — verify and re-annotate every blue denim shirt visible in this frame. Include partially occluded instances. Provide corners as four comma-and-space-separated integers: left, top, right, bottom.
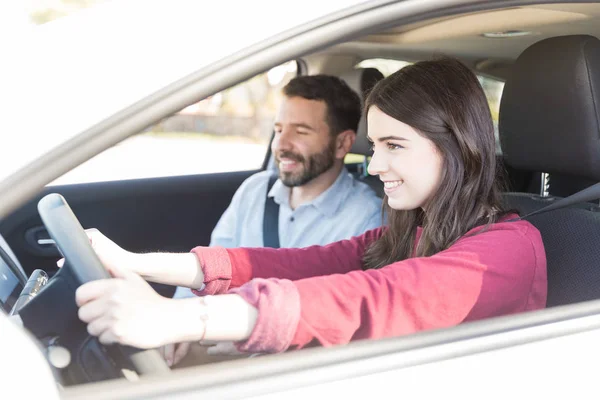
210, 167, 382, 248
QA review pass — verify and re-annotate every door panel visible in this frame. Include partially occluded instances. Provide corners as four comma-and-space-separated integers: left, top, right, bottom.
0, 170, 256, 296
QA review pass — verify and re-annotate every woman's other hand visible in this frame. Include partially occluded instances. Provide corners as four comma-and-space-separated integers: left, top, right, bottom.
75, 261, 180, 349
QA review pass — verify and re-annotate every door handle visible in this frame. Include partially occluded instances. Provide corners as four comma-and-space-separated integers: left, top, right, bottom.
24, 226, 60, 257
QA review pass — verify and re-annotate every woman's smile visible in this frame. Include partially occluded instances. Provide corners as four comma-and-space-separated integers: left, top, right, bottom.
383, 180, 404, 194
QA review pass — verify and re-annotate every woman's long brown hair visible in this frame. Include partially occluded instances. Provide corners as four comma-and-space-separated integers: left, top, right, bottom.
363, 58, 508, 270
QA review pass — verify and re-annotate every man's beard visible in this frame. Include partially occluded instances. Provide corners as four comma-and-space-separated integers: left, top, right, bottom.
276, 140, 337, 187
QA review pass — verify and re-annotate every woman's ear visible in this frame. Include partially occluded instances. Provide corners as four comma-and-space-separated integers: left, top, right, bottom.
335, 130, 356, 159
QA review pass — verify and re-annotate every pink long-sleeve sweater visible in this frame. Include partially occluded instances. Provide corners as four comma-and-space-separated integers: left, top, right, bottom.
192, 215, 547, 353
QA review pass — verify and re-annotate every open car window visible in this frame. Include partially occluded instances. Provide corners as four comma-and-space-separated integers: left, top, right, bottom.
49, 61, 298, 185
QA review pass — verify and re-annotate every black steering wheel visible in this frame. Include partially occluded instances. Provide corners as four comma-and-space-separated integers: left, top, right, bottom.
30, 193, 170, 381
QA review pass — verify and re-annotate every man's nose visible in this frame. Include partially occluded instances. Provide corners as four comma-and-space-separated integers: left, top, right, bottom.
273, 129, 294, 152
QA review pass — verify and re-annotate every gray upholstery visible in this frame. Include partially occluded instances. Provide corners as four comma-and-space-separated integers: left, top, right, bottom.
500, 35, 600, 181
341, 68, 385, 197
549, 173, 598, 198
341, 67, 384, 156
351, 118, 372, 157
499, 35, 600, 307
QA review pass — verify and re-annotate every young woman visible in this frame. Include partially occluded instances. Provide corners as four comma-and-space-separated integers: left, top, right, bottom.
75, 58, 547, 366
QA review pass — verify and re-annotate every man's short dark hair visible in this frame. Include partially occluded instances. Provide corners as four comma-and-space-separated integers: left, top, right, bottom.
282, 75, 361, 135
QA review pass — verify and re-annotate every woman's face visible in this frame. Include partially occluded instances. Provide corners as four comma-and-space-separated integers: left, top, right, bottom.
367, 107, 444, 211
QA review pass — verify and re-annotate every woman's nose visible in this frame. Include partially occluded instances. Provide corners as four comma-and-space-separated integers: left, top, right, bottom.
367, 151, 386, 176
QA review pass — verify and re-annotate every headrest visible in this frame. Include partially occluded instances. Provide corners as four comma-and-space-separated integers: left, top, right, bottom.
341, 68, 384, 156
499, 35, 600, 181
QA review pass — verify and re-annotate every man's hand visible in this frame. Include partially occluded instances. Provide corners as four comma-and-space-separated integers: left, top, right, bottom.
205, 341, 245, 356
160, 341, 246, 367
76, 261, 180, 349
160, 342, 192, 367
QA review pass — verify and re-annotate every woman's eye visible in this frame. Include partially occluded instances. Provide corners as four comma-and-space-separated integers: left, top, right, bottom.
386, 142, 403, 150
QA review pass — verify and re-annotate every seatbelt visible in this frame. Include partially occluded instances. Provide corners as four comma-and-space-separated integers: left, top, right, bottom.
514, 181, 600, 220
263, 174, 280, 248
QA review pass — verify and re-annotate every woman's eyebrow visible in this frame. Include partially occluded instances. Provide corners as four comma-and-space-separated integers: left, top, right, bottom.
367, 135, 409, 142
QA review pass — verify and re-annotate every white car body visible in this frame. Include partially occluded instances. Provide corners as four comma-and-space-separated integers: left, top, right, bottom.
2, 0, 600, 398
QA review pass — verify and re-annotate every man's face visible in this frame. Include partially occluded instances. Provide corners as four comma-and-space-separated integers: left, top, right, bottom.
272, 96, 337, 187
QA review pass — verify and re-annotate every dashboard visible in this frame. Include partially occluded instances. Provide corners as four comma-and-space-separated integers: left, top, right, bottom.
0, 235, 26, 314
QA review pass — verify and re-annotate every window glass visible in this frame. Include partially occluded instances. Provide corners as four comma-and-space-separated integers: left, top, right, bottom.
477, 75, 505, 154
355, 58, 411, 77
50, 61, 298, 185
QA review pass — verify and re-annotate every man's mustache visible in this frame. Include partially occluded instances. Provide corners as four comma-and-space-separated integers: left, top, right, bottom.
276, 151, 305, 163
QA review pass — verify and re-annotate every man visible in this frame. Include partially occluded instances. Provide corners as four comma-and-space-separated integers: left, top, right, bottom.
174, 74, 382, 299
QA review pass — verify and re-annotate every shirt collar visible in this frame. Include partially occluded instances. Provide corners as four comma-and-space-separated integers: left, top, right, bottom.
268, 167, 353, 217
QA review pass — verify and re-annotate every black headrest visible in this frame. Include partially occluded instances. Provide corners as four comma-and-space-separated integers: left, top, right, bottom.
499, 35, 600, 181
341, 68, 384, 156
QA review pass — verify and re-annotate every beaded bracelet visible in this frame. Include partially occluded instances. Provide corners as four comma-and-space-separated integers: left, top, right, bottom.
197, 295, 211, 342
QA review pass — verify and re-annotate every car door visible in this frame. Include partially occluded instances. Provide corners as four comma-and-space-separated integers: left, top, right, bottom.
0, 171, 253, 296
0, 62, 299, 296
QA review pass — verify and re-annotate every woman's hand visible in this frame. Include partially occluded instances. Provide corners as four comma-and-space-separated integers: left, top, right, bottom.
85, 228, 139, 275
76, 251, 258, 354
60, 228, 205, 289
58, 228, 138, 275
76, 262, 181, 349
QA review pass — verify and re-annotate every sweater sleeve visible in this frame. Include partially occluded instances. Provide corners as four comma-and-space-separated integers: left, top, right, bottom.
231, 222, 546, 353
192, 227, 383, 295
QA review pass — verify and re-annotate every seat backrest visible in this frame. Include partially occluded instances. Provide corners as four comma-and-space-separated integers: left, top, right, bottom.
548, 173, 598, 198
499, 35, 600, 307
503, 194, 600, 306
341, 67, 385, 197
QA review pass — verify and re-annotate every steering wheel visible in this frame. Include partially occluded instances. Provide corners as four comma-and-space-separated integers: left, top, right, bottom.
36, 193, 170, 378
